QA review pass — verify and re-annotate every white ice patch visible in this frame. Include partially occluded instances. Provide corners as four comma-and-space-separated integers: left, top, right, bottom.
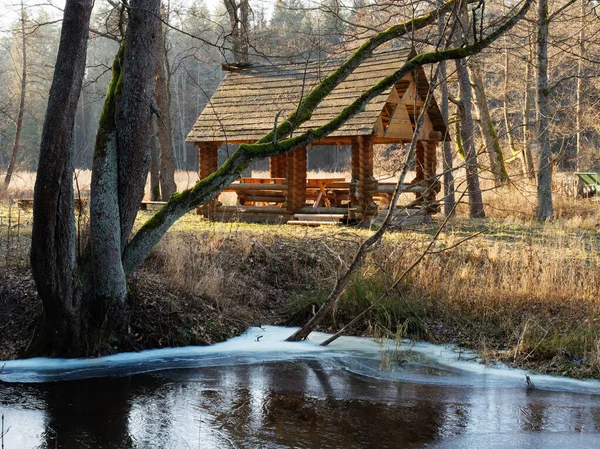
1, 326, 599, 395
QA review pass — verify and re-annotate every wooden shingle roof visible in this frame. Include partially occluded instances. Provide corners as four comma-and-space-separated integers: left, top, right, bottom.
186, 49, 447, 143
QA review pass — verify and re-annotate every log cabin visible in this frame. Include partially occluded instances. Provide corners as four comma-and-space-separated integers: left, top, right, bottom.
186, 48, 449, 224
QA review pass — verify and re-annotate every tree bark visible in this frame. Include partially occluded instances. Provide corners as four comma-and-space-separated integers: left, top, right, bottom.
90, 0, 160, 308
455, 59, 485, 218
155, 19, 177, 199
522, 31, 536, 179
90, 44, 128, 307
536, 0, 553, 220
30, 0, 93, 356
575, 0, 585, 171
501, 2, 519, 165
3, 1, 27, 190
438, 8, 455, 216
224, 0, 250, 65
116, 0, 161, 246
150, 123, 160, 201
469, 60, 509, 185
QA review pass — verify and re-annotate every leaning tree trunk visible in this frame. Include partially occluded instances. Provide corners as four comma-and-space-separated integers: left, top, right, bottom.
155, 19, 177, 200
30, 0, 93, 356
3, 1, 27, 190
469, 60, 509, 185
455, 59, 485, 218
536, 0, 553, 220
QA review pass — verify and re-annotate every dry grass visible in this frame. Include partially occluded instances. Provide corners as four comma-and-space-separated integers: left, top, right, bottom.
2, 169, 600, 377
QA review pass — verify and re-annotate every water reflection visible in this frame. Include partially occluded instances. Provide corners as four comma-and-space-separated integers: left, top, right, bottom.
1, 359, 599, 448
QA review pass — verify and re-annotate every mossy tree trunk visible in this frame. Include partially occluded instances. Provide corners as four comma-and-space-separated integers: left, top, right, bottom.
469, 60, 509, 186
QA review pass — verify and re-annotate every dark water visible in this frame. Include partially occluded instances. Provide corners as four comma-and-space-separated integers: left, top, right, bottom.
2, 358, 600, 449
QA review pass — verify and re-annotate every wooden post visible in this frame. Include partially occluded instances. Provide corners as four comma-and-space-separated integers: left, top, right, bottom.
425, 140, 437, 201
414, 141, 425, 184
198, 142, 219, 179
357, 135, 378, 218
350, 139, 360, 207
285, 146, 307, 212
270, 153, 287, 178
425, 131, 442, 207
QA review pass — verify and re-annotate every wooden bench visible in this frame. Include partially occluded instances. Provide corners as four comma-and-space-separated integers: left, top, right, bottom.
223, 178, 288, 206
14, 197, 88, 213
228, 178, 350, 208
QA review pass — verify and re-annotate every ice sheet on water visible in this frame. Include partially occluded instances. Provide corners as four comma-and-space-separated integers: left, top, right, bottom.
0, 325, 599, 395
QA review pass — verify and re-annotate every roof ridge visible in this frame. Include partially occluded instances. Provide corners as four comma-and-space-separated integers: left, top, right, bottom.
224, 47, 413, 72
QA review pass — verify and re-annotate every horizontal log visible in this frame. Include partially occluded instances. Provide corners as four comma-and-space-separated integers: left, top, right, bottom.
294, 213, 346, 219
241, 195, 285, 203
224, 184, 288, 191
214, 205, 288, 214
298, 207, 349, 214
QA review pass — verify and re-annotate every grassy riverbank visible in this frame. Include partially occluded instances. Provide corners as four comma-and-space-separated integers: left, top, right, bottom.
1, 177, 600, 378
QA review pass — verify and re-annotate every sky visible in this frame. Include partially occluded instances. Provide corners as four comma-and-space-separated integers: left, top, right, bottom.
0, 0, 285, 34
0, 0, 232, 35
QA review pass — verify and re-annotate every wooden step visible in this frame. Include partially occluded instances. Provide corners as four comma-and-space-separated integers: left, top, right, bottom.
293, 213, 345, 221
287, 220, 340, 227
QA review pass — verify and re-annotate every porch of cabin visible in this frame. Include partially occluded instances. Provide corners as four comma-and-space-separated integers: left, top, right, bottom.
195, 132, 441, 225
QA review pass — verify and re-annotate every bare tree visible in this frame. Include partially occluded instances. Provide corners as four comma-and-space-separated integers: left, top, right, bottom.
155, 17, 177, 199
3, 0, 27, 189
224, 0, 250, 65
469, 59, 509, 185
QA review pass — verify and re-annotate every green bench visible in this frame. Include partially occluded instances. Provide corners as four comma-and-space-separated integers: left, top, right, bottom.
574, 172, 600, 197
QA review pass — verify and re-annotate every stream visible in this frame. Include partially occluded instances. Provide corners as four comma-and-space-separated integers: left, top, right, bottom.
1, 326, 599, 448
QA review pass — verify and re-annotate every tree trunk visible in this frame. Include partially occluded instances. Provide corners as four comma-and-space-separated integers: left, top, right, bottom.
155, 20, 177, 199
522, 32, 536, 179
438, 9, 455, 216
3, 1, 27, 190
90, 44, 128, 307
30, 0, 93, 356
455, 59, 485, 218
536, 0, 553, 220
501, 3, 519, 166
150, 123, 160, 201
575, 0, 585, 171
224, 0, 250, 65
91, 0, 160, 307
469, 60, 509, 185
116, 0, 161, 246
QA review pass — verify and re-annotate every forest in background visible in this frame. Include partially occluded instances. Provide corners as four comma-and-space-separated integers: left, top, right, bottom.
0, 0, 599, 178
